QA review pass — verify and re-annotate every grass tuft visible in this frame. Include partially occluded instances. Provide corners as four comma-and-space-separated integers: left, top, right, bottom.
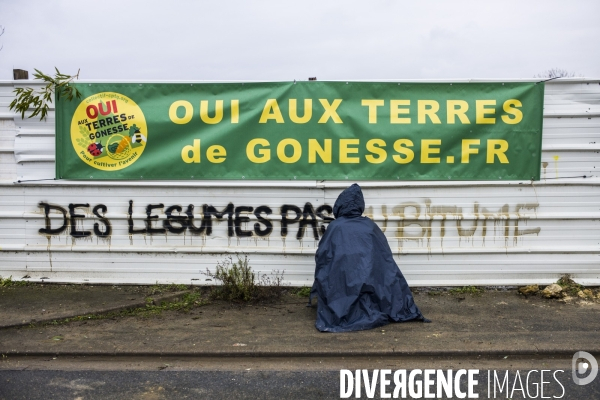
33, 290, 209, 327
148, 283, 189, 295
205, 256, 286, 302
0, 276, 29, 287
556, 274, 583, 296
293, 286, 312, 297
449, 286, 483, 295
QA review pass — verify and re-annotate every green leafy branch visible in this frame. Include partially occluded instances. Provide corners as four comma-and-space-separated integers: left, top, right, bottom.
9, 68, 82, 121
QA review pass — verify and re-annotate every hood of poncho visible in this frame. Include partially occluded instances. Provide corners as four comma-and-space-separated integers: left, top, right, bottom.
332, 183, 365, 218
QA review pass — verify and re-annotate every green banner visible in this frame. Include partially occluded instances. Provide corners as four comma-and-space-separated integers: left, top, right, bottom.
56, 82, 544, 180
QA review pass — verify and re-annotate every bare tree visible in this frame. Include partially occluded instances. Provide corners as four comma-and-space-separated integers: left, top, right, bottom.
0, 25, 4, 51
535, 68, 582, 79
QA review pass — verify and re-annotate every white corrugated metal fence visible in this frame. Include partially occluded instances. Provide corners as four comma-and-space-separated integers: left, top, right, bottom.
1, 79, 598, 286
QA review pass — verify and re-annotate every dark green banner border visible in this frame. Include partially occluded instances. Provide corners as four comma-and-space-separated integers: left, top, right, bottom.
56, 81, 544, 181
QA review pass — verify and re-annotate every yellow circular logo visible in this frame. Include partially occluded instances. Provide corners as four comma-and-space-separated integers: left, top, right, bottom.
71, 92, 147, 171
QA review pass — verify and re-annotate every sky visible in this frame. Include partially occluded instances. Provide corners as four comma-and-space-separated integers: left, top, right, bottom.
0, 0, 599, 81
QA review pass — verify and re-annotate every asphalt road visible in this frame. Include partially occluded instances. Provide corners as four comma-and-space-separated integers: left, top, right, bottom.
1, 356, 599, 399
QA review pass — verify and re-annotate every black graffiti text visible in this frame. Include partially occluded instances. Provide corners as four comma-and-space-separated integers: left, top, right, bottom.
39, 201, 334, 240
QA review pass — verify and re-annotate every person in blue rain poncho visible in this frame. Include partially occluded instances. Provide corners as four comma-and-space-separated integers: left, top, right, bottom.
310, 183, 430, 332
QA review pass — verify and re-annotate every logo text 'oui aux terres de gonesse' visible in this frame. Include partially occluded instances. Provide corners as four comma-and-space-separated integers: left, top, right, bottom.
70, 92, 147, 171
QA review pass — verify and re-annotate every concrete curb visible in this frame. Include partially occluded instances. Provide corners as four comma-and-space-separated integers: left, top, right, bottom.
0, 291, 190, 329
2, 349, 598, 358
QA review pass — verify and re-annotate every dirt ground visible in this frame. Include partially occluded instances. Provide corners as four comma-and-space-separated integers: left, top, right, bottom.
1, 287, 599, 359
